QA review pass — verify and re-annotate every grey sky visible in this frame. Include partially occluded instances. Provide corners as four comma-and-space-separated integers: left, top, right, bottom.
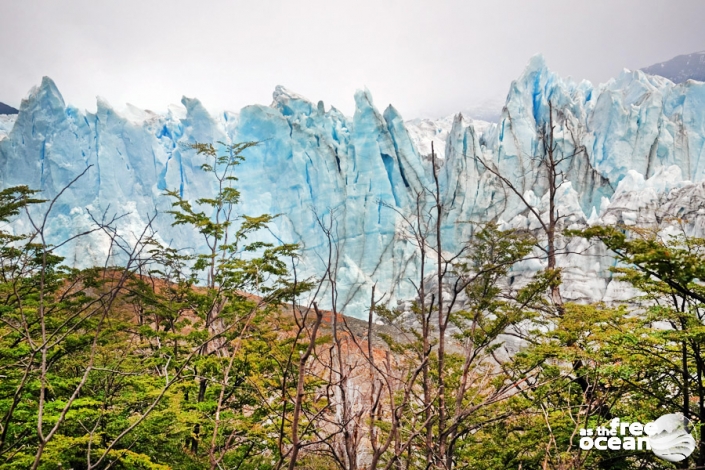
1, 0, 703, 119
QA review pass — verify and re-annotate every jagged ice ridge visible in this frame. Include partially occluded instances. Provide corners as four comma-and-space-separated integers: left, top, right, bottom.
1, 55, 704, 316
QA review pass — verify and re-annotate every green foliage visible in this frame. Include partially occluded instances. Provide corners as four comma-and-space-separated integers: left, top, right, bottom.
578, 225, 705, 303
5, 142, 705, 469
0, 185, 44, 223
0, 142, 314, 469
368, 223, 548, 468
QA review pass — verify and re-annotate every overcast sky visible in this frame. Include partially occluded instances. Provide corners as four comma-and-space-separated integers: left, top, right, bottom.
1, 0, 703, 119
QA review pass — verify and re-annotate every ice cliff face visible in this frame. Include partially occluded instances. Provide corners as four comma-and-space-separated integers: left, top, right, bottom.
0, 115, 15, 141
1, 55, 704, 316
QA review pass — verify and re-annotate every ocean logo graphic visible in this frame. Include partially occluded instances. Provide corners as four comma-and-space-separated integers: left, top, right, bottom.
645, 413, 696, 462
579, 413, 697, 462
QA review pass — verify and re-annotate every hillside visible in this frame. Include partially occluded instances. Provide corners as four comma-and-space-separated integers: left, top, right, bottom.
0, 102, 18, 115
641, 50, 705, 83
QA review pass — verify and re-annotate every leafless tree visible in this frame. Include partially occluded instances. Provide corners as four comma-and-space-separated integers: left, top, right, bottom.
474, 100, 584, 316
323, 142, 545, 469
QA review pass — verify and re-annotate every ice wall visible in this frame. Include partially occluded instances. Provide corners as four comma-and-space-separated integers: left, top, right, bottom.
1, 55, 704, 315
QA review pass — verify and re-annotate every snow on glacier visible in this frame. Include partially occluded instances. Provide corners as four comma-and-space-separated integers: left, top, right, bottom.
404, 114, 492, 160
0, 115, 16, 141
1, 55, 705, 316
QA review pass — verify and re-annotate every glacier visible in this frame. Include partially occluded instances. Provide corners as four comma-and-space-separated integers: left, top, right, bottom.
1, 54, 705, 316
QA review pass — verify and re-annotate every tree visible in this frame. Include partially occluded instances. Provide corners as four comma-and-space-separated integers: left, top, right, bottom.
458, 301, 665, 470
0, 170, 170, 469
157, 141, 310, 468
475, 100, 583, 316
0, 141, 316, 469
329, 142, 547, 470
579, 223, 705, 468
469, 100, 635, 468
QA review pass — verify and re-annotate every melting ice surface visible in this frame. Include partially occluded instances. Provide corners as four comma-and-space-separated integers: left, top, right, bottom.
1, 55, 705, 316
